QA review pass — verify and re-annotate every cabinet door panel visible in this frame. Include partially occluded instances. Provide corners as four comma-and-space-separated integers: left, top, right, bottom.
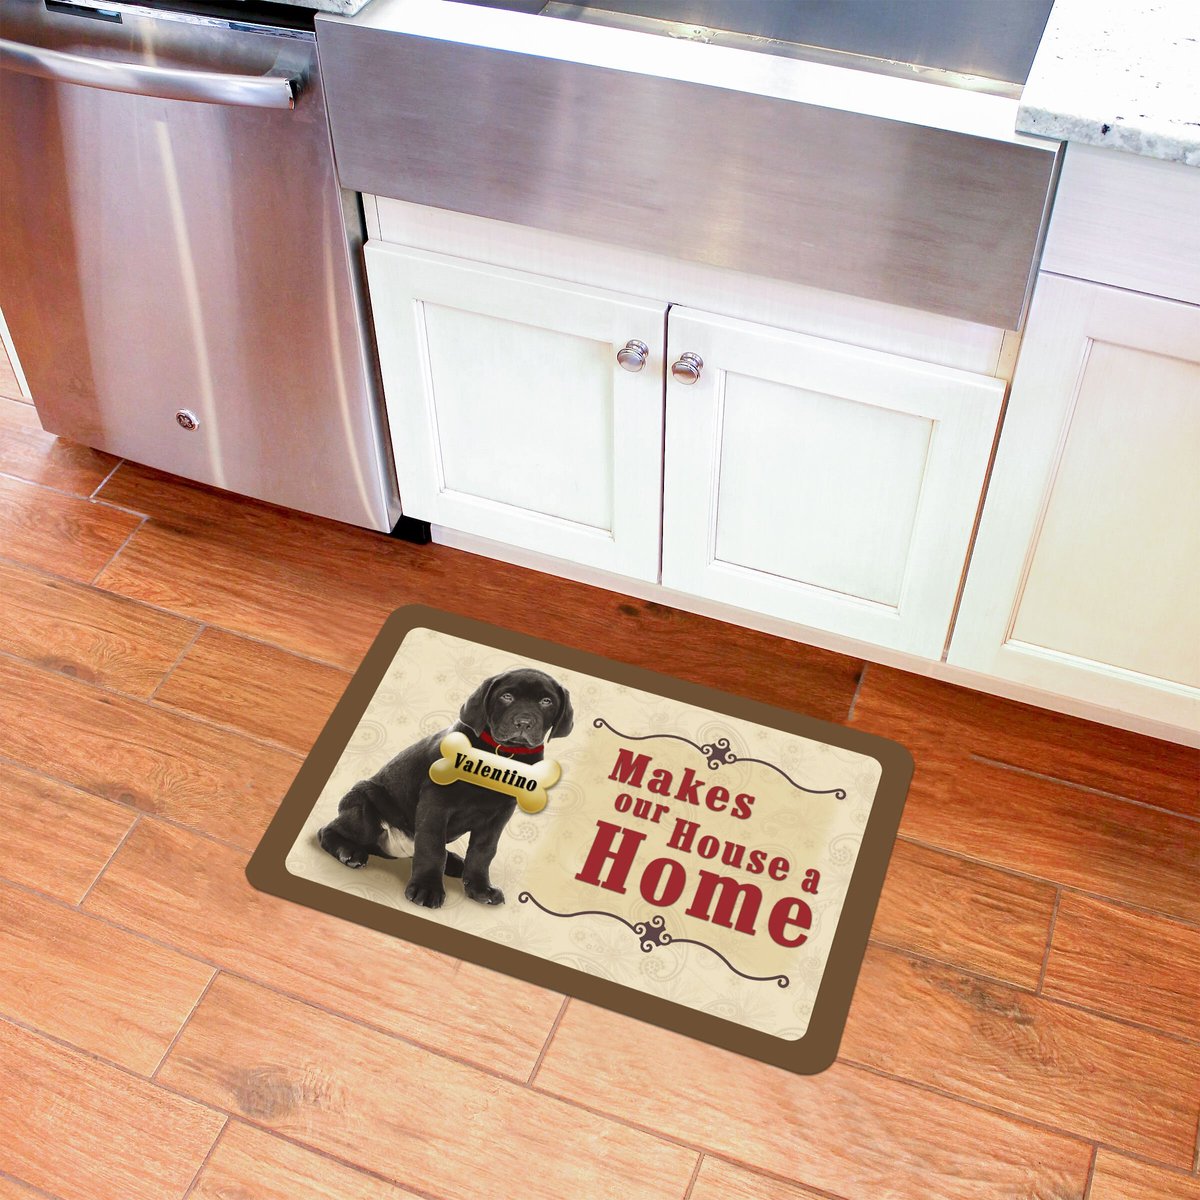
421, 304, 615, 529
950, 275, 1200, 730
365, 243, 666, 581
1012, 342, 1200, 685
714, 373, 932, 607
663, 307, 1004, 656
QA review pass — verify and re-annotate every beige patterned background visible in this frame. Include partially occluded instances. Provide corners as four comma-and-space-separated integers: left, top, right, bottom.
286, 627, 883, 1039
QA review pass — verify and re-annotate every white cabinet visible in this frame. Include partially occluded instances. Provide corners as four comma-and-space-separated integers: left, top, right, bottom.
362, 178, 1197, 743
367, 242, 1004, 658
365, 243, 667, 581
950, 274, 1200, 729
661, 308, 1004, 656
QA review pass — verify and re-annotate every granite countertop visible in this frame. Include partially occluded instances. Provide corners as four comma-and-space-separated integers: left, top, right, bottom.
1017, 0, 1200, 166
273, 0, 371, 15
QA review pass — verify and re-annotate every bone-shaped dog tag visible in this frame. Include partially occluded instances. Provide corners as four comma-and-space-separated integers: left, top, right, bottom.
429, 731, 561, 814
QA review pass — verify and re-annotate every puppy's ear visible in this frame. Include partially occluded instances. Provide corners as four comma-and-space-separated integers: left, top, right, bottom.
459, 675, 499, 734
550, 683, 575, 740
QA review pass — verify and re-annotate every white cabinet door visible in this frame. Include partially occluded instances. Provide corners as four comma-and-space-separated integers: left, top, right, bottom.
661, 307, 1004, 656
365, 243, 666, 581
950, 275, 1200, 731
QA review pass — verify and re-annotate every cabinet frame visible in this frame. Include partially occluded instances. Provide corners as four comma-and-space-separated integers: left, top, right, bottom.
949, 273, 1200, 729
662, 307, 1005, 657
365, 242, 668, 582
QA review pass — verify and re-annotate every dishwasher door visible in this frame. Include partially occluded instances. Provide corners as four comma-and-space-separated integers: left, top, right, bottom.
0, 0, 400, 531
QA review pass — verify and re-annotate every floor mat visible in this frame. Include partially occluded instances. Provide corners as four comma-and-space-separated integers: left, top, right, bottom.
248, 606, 912, 1074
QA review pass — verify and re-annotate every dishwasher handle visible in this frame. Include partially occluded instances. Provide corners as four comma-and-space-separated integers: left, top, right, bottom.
0, 37, 299, 109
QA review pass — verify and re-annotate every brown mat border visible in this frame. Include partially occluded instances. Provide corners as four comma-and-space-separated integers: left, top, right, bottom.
247, 605, 913, 1075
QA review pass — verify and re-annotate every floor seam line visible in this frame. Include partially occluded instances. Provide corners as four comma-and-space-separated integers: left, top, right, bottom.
0, 751, 263, 855
895, 833, 1200, 929
968, 753, 1200, 823
1036, 888, 1062, 994
526, 995, 571, 1086
89, 514, 147, 585
214, 1118, 487, 1200
1082, 1144, 1098, 1200
0, 1011, 231, 1109
148, 625, 208, 702
151, 969, 222, 1081
685, 1155, 849, 1200
179, 1114, 230, 1200
0, 1167, 69, 1200
838, 1054, 1192, 1167
845, 661, 868, 723
1193, 1102, 1200, 1173
0, 468, 115, 502
75, 814, 142, 910
88, 458, 125, 501
680, 1153, 705, 1200
0, 645, 307, 761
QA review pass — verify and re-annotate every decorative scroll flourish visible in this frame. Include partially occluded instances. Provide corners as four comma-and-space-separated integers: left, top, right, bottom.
518, 892, 790, 988
592, 718, 847, 799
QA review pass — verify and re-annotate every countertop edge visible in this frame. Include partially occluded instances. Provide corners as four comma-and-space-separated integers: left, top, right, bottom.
1015, 0, 1200, 169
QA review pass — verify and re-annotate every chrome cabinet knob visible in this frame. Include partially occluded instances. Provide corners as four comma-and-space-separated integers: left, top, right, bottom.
671, 352, 703, 385
616, 339, 649, 372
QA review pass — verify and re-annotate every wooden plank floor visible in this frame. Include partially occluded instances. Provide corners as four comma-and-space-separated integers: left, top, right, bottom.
1, 392, 1198, 1200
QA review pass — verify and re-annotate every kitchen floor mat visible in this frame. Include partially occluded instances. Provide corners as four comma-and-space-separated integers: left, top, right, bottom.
248, 606, 912, 1074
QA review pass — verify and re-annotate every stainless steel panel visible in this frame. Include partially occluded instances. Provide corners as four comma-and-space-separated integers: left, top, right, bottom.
317, 17, 1058, 329
0, 0, 400, 530
535, 0, 1055, 87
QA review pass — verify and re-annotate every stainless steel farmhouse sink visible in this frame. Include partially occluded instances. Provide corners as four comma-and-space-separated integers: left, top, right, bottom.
476, 0, 1053, 94
317, 0, 1061, 328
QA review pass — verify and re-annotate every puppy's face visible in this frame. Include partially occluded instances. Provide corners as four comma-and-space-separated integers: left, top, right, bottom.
460, 668, 574, 747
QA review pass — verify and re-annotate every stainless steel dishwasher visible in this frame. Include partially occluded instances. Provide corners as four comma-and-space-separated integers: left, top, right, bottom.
0, 0, 401, 531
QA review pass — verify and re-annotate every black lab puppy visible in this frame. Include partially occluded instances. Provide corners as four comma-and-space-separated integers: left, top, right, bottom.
318, 668, 573, 908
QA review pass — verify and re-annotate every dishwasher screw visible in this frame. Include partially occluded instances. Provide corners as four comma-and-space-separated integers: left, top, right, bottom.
175, 409, 199, 431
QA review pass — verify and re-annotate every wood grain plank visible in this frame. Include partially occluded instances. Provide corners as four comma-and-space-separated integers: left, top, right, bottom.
5, 405, 1199, 1199
154, 629, 349, 753
0, 475, 140, 583
157, 974, 697, 1200
1089, 1150, 1200, 1200
191, 1123, 424, 1200
690, 1158, 831, 1200
83, 819, 562, 1081
0, 656, 300, 849
535, 1001, 1093, 1200
94, 463, 863, 719
0, 1019, 223, 1200
871, 839, 1056, 987
851, 664, 1200, 820
94, 520, 388, 673
0, 397, 118, 496
0, 760, 134, 904
0, 881, 213, 1074
838, 946, 1200, 1167
1042, 894, 1200, 1041
0, 560, 198, 696
897, 757, 1200, 923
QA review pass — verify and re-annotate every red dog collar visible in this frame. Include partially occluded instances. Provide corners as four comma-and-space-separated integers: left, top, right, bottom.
479, 728, 544, 757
